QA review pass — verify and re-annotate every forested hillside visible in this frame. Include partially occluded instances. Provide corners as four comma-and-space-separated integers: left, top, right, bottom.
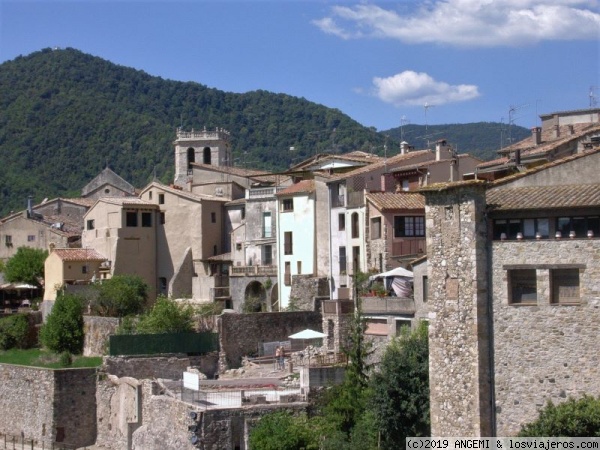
0, 48, 529, 216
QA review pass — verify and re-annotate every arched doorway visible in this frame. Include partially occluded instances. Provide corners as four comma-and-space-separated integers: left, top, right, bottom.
203, 147, 211, 165
243, 281, 267, 312
187, 148, 195, 169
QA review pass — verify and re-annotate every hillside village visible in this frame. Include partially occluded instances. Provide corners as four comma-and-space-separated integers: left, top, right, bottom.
0, 107, 599, 448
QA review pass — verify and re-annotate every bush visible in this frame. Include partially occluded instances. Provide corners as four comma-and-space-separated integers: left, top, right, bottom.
59, 351, 72, 366
0, 314, 29, 350
518, 395, 600, 437
249, 411, 318, 450
90, 275, 149, 317
39, 292, 84, 354
136, 296, 195, 334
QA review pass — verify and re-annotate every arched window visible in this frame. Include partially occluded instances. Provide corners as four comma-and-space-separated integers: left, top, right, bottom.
351, 212, 359, 238
187, 148, 195, 169
203, 147, 211, 165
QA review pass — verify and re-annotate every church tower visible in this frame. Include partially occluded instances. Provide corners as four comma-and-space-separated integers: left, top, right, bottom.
173, 127, 232, 187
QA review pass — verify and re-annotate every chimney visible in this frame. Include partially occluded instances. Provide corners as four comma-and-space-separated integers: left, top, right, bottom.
531, 127, 542, 145
514, 149, 521, 166
400, 141, 410, 155
27, 196, 34, 218
435, 139, 449, 161
553, 124, 560, 139
568, 124, 575, 135
449, 159, 458, 182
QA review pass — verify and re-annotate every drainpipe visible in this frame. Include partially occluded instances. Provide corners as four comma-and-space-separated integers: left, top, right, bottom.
328, 184, 334, 302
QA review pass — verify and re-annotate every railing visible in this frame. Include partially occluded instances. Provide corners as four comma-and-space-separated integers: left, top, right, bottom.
248, 187, 283, 199
391, 238, 425, 257
209, 287, 230, 300
181, 386, 304, 409
176, 128, 229, 140
361, 297, 416, 314
331, 194, 345, 208
347, 191, 365, 207
230, 265, 278, 276
0, 433, 88, 449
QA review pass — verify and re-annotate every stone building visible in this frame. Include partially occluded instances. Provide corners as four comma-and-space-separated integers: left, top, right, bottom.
422, 147, 600, 436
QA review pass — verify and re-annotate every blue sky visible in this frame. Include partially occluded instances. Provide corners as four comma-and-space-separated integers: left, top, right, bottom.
1, 0, 599, 131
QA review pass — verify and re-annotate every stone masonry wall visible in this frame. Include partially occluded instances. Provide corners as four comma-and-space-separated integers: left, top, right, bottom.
491, 239, 600, 436
289, 275, 329, 310
218, 311, 322, 369
83, 316, 120, 357
104, 353, 219, 380
424, 183, 492, 437
0, 365, 96, 448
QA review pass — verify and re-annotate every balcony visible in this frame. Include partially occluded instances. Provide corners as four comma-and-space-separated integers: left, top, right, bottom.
331, 194, 345, 208
248, 187, 284, 199
347, 191, 365, 208
209, 287, 231, 301
360, 297, 416, 315
322, 299, 354, 315
391, 238, 425, 257
230, 265, 278, 277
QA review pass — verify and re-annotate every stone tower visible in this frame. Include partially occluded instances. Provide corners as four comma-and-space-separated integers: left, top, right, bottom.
421, 181, 493, 436
173, 127, 232, 187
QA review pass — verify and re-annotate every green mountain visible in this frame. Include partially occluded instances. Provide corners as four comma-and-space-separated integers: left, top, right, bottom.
0, 48, 529, 216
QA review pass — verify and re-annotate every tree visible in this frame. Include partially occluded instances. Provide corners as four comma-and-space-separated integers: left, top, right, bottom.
135, 296, 195, 334
248, 411, 318, 450
3, 247, 47, 286
369, 321, 430, 449
518, 395, 600, 437
90, 274, 149, 317
0, 314, 29, 350
39, 292, 85, 354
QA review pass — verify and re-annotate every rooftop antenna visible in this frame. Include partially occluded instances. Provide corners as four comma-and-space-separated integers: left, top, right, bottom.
508, 103, 528, 146
590, 86, 598, 107
400, 115, 410, 142
424, 103, 435, 133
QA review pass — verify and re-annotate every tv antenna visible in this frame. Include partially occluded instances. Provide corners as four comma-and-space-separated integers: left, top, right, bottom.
590, 86, 598, 107
424, 103, 435, 133
507, 103, 528, 146
400, 115, 410, 142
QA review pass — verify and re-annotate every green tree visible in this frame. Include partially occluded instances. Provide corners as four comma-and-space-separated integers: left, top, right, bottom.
0, 314, 29, 350
369, 321, 430, 449
39, 292, 85, 354
3, 247, 47, 286
248, 411, 318, 450
136, 296, 195, 334
518, 396, 600, 437
90, 274, 149, 317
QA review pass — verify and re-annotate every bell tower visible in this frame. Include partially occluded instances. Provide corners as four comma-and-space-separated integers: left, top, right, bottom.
173, 127, 232, 187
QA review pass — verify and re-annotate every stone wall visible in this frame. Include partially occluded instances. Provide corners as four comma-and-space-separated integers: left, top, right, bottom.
83, 316, 120, 357
104, 353, 219, 380
218, 311, 322, 369
0, 364, 96, 448
289, 275, 329, 310
423, 182, 492, 437
300, 366, 346, 389
491, 239, 600, 435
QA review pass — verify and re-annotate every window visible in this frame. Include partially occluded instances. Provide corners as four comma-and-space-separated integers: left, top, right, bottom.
551, 268, 580, 304
5, 235, 12, 247
82, 265, 88, 274
149, 191, 153, 200
158, 194, 165, 205
423, 276, 428, 303
211, 212, 217, 223
284, 262, 291, 286
338, 213, 346, 231
86, 219, 95, 230
160, 212, 165, 225
263, 245, 273, 265
352, 246, 360, 273
557, 216, 600, 238
508, 269, 537, 305
297, 261, 302, 275
141, 212, 152, 227
351, 212, 359, 238
339, 247, 347, 273
27, 235, 35, 242
241, 207, 246, 220
126, 211, 138, 227
282, 198, 294, 212
371, 217, 382, 239
284, 232, 293, 255
159, 277, 167, 294
396, 319, 411, 336
394, 216, 425, 237
494, 218, 549, 239
402, 179, 410, 191
263, 212, 272, 238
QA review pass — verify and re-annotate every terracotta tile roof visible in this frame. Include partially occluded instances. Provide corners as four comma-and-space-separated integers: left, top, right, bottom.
366, 192, 424, 211
487, 184, 600, 211
289, 152, 382, 171
191, 163, 277, 181
391, 154, 481, 173
98, 197, 160, 207
489, 148, 600, 187
206, 252, 232, 262
51, 248, 107, 261
276, 180, 315, 196
142, 182, 230, 203
329, 150, 432, 181
419, 179, 487, 193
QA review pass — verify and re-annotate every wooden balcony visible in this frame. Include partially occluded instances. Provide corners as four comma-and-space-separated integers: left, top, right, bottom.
391, 238, 425, 257
230, 265, 278, 277
360, 297, 416, 315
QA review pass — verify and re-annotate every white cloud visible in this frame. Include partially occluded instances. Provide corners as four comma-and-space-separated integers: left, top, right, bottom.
312, 0, 600, 47
372, 71, 480, 106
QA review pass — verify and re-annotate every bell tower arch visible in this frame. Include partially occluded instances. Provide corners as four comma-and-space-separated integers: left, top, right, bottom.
173, 127, 232, 187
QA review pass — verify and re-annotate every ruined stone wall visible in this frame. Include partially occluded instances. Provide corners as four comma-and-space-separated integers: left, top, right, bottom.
491, 239, 600, 436
104, 353, 219, 380
0, 365, 96, 447
83, 316, 120, 357
218, 311, 322, 369
289, 275, 329, 310
424, 183, 492, 437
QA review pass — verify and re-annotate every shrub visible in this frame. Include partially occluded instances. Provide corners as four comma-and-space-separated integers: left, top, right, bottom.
0, 314, 29, 350
39, 292, 84, 354
249, 411, 318, 450
136, 296, 195, 334
90, 274, 149, 317
518, 395, 600, 437
59, 351, 72, 366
